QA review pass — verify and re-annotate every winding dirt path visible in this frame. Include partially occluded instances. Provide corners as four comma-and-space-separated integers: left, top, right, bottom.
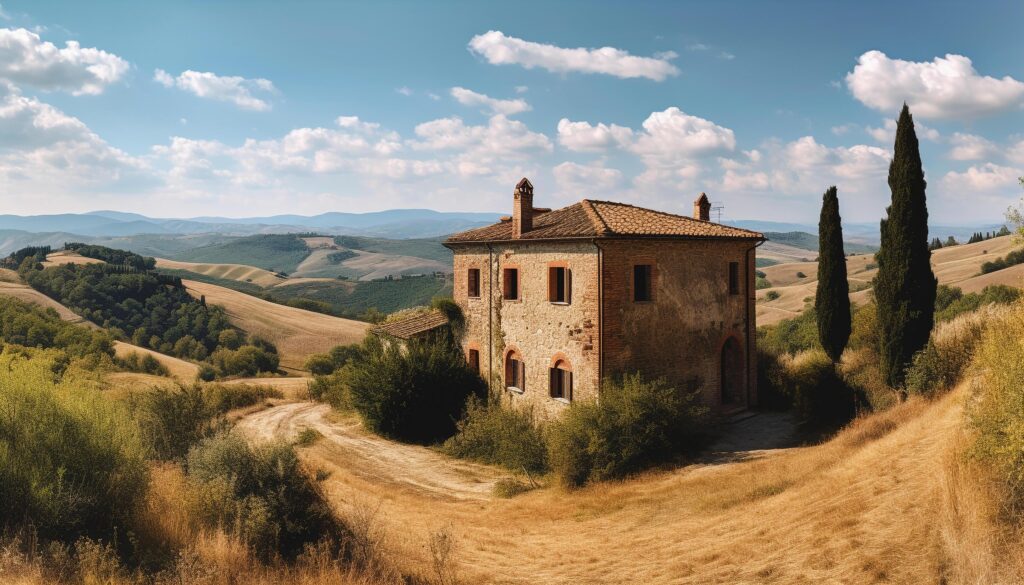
234, 388, 982, 584
236, 402, 503, 501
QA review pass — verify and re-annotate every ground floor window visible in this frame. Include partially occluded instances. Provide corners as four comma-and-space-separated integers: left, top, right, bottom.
505, 351, 524, 392
467, 348, 480, 373
549, 359, 572, 401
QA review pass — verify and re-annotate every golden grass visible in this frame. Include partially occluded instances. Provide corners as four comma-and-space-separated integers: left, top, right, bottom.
241, 383, 1024, 584
182, 279, 369, 371
757, 235, 1023, 326
0, 280, 93, 325
41, 251, 104, 268
155, 257, 287, 288
113, 341, 201, 382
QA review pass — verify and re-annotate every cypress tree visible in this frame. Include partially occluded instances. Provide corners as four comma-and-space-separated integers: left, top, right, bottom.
875, 104, 937, 387
815, 186, 851, 363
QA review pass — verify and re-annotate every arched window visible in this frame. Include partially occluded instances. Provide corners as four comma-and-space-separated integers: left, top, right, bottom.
549, 358, 572, 401
505, 350, 525, 392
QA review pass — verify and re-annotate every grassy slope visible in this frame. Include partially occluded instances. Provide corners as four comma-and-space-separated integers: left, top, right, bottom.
269, 274, 452, 316
181, 279, 370, 371
757, 235, 1023, 325
240, 381, 996, 583
173, 234, 311, 274
764, 231, 876, 255
155, 258, 286, 287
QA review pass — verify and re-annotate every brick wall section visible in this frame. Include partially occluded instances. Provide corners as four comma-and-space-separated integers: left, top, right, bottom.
599, 238, 759, 412
453, 241, 600, 421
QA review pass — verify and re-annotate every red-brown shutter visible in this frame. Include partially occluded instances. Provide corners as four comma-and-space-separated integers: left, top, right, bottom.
566, 269, 572, 304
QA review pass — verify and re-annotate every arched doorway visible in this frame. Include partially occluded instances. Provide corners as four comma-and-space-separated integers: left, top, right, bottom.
720, 337, 745, 406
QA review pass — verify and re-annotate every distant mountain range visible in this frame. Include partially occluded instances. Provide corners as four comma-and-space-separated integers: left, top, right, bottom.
0, 209, 503, 240
0, 210, 1010, 257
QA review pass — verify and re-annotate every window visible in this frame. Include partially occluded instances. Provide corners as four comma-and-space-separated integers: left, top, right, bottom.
548, 266, 571, 303
549, 360, 573, 401
505, 351, 525, 391
467, 268, 480, 298
633, 264, 653, 302
467, 349, 480, 373
503, 268, 520, 300
728, 262, 740, 295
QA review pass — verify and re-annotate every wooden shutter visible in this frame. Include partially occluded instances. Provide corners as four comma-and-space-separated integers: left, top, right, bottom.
549, 367, 557, 397
567, 370, 573, 401
519, 360, 526, 391
566, 269, 572, 304
548, 267, 556, 301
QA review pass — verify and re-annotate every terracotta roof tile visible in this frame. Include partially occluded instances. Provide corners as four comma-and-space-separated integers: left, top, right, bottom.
373, 310, 449, 340
445, 199, 763, 243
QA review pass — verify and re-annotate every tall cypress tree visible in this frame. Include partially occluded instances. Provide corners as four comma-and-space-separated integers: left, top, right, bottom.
875, 104, 937, 387
815, 186, 851, 363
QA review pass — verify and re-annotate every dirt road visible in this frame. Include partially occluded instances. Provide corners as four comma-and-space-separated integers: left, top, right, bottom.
236, 387, 986, 584
237, 402, 503, 501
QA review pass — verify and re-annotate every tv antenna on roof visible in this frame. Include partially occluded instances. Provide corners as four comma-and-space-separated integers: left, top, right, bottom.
710, 201, 725, 223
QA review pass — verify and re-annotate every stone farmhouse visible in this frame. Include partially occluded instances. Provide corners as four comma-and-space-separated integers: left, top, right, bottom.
444, 178, 766, 420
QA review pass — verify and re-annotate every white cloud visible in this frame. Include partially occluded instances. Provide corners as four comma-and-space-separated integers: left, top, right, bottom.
631, 107, 736, 161
0, 27, 129, 94
467, 30, 679, 81
514, 85, 528, 94
450, 86, 530, 115
153, 69, 276, 111
719, 52, 735, 61
948, 133, 998, 161
1008, 139, 1024, 165
553, 161, 623, 194
556, 118, 633, 152
865, 118, 939, 144
846, 50, 1024, 119
411, 114, 551, 157
396, 86, 412, 96
831, 123, 856, 136
942, 163, 1023, 192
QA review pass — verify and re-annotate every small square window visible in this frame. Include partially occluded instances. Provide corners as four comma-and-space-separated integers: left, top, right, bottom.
549, 365, 572, 401
633, 264, 653, 302
467, 268, 480, 298
548, 266, 571, 303
729, 262, 740, 295
503, 268, 520, 300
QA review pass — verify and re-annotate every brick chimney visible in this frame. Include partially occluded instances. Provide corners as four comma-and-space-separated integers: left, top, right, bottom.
512, 177, 534, 238
693, 192, 711, 221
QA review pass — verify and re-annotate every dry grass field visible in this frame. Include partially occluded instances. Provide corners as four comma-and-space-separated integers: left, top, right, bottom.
182, 279, 370, 370
235, 383, 1016, 584
0, 279, 93, 325
41, 250, 105, 267
757, 235, 1023, 325
155, 257, 287, 287
113, 341, 201, 381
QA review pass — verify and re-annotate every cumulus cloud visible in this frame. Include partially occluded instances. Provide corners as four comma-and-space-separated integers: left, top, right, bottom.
467, 30, 679, 81
556, 118, 633, 151
450, 87, 530, 115
948, 133, 998, 161
553, 161, 623, 193
846, 51, 1024, 119
0, 27, 129, 94
153, 69, 276, 111
865, 118, 939, 144
411, 114, 551, 157
631, 107, 736, 161
942, 163, 1023, 192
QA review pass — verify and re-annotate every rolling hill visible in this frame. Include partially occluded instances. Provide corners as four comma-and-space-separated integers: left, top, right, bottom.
757, 235, 1023, 325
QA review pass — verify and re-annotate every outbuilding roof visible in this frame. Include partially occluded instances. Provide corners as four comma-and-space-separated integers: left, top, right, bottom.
445, 199, 763, 244
372, 309, 449, 340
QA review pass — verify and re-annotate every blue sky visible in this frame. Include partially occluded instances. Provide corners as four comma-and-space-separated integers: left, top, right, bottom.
1, 0, 1022, 224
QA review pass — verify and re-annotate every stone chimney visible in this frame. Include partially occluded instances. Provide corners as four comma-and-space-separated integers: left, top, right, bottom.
693, 192, 711, 221
512, 177, 534, 238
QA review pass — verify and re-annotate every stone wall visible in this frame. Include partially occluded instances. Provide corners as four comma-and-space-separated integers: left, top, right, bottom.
599, 238, 759, 412
452, 241, 601, 420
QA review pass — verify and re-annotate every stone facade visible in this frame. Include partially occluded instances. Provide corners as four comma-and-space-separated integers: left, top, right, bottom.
447, 181, 763, 419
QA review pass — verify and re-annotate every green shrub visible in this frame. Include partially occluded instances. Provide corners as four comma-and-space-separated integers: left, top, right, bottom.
758, 308, 820, 355
308, 368, 351, 409
755, 349, 791, 410
117, 351, 170, 376
546, 374, 708, 487
347, 336, 485, 444
935, 285, 1020, 323
764, 290, 780, 301
442, 397, 548, 475
969, 301, 1024, 513
905, 305, 992, 396
210, 344, 280, 377
776, 350, 854, 427
492, 478, 535, 498
979, 247, 1024, 274
0, 350, 148, 543
755, 277, 772, 290
185, 432, 344, 559
203, 383, 282, 414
